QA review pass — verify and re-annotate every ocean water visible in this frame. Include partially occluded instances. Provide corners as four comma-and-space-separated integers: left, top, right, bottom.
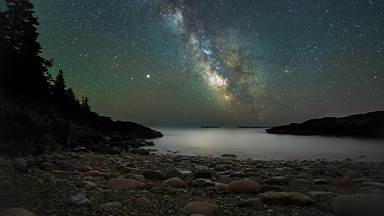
146, 128, 384, 161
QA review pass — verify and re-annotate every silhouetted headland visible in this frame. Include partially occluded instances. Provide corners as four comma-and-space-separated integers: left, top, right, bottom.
238, 126, 268, 129
266, 111, 384, 138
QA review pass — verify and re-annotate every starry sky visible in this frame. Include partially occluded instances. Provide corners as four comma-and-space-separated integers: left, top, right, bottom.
2, 0, 383, 126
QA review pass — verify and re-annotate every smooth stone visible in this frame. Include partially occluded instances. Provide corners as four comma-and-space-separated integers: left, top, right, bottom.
258, 192, 289, 204
287, 192, 314, 205
150, 186, 178, 195
0, 208, 36, 216
214, 183, 228, 192
143, 170, 166, 180
182, 201, 219, 215
163, 177, 187, 188
307, 191, 335, 199
313, 178, 329, 184
165, 169, 183, 178
228, 179, 261, 194
214, 165, 228, 172
135, 197, 151, 205
362, 182, 384, 189
82, 170, 108, 177
260, 185, 283, 192
266, 176, 289, 185
237, 198, 263, 209
130, 174, 146, 182
192, 178, 215, 187
194, 169, 214, 179
78, 164, 93, 172
334, 178, 354, 187
258, 192, 314, 205
221, 154, 238, 160
107, 178, 143, 190
68, 193, 91, 205
12, 158, 28, 170
332, 194, 384, 216
353, 178, 372, 183
99, 202, 122, 212
84, 180, 97, 188
291, 178, 312, 184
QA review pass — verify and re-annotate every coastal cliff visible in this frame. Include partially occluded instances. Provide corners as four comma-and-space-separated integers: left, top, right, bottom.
0, 91, 162, 156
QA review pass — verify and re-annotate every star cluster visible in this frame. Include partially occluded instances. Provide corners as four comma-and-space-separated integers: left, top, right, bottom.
9, 0, 383, 126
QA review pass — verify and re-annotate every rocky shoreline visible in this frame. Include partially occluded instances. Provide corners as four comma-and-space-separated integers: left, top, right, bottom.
1, 151, 384, 216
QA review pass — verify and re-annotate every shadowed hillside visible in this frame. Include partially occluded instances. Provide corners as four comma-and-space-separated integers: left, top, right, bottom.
266, 111, 384, 138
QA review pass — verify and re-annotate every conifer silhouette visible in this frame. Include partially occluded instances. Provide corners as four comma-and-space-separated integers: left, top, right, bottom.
0, 0, 51, 99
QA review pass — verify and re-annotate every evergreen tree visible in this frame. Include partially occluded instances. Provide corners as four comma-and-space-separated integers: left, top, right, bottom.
1, 0, 50, 99
0, 10, 16, 90
81, 96, 91, 112
53, 70, 66, 97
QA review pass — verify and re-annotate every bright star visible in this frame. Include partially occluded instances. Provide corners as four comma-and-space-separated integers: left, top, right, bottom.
146, 74, 151, 79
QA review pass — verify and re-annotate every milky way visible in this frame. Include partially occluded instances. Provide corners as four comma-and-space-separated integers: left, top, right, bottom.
3, 0, 382, 126
159, 0, 267, 114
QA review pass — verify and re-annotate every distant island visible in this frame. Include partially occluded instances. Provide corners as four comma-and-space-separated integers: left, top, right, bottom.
238, 126, 268, 128
266, 111, 384, 138
201, 126, 220, 128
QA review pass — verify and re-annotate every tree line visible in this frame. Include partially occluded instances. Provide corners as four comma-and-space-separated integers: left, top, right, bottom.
0, 0, 90, 114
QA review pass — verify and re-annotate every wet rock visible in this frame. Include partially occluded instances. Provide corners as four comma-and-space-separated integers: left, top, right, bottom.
194, 169, 214, 179
362, 182, 384, 189
260, 185, 283, 192
130, 173, 146, 182
228, 179, 261, 194
259, 192, 314, 205
12, 158, 28, 171
291, 178, 312, 184
84, 180, 97, 188
332, 194, 384, 216
218, 175, 234, 184
78, 164, 92, 172
82, 170, 108, 177
214, 182, 228, 192
192, 178, 215, 187
135, 197, 151, 205
353, 178, 372, 183
221, 154, 238, 160
313, 178, 328, 184
0, 208, 36, 216
237, 198, 263, 209
165, 168, 184, 178
143, 170, 166, 180
68, 193, 91, 206
150, 185, 178, 195
182, 201, 219, 215
287, 192, 314, 205
307, 191, 336, 199
107, 178, 143, 190
131, 148, 150, 155
266, 176, 289, 185
163, 177, 187, 188
214, 164, 229, 171
258, 192, 289, 204
334, 178, 354, 187
99, 202, 122, 212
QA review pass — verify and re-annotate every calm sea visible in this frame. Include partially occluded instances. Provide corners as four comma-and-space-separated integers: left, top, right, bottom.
146, 128, 384, 161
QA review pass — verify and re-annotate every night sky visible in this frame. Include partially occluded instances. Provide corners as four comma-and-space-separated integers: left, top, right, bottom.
4, 0, 383, 126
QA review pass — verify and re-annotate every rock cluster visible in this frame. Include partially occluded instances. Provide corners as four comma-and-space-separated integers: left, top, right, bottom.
1, 152, 383, 215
